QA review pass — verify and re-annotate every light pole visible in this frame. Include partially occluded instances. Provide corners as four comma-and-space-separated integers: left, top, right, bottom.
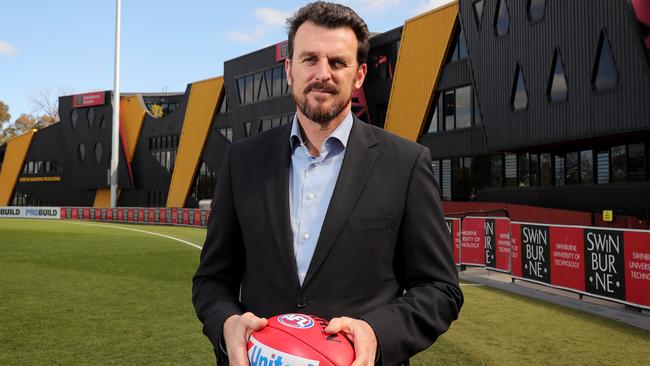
110, 0, 122, 208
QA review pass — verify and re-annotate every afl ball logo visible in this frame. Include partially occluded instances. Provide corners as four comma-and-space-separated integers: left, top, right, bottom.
277, 314, 314, 329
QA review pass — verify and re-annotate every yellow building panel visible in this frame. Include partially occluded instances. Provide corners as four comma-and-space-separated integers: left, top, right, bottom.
0, 130, 37, 205
93, 95, 146, 207
384, 2, 458, 141
166, 77, 224, 208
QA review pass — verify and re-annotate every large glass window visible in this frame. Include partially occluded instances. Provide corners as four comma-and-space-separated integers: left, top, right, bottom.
455, 86, 472, 129
490, 154, 503, 187
530, 153, 540, 186
473, 0, 485, 31
476, 155, 491, 192
518, 153, 530, 187
628, 143, 646, 182
448, 26, 468, 62
451, 158, 463, 200
427, 94, 439, 133
540, 153, 553, 186
565, 152, 580, 184
431, 160, 440, 186
610, 145, 627, 182
580, 150, 593, 184
443, 90, 455, 130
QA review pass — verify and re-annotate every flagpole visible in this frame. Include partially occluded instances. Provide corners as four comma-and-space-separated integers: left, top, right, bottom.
110, 0, 122, 208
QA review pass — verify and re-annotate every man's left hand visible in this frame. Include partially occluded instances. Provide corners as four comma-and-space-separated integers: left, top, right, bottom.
324, 317, 377, 366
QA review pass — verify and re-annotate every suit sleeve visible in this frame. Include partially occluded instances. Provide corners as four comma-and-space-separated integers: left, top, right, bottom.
192, 146, 245, 354
361, 146, 464, 366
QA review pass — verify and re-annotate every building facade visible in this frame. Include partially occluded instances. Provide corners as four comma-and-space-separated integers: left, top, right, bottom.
1, 0, 648, 220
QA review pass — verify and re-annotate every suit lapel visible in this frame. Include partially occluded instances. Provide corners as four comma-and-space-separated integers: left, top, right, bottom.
264, 125, 300, 290
302, 118, 379, 288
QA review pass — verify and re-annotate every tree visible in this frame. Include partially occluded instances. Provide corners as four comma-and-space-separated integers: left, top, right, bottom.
0, 101, 10, 129
29, 86, 70, 126
0, 114, 37, 145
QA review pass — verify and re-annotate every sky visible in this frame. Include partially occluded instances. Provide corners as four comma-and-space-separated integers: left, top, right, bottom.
0, 0, 453, 121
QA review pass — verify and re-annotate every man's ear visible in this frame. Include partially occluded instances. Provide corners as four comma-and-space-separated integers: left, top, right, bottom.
285, 58, 292, 87
354, 63, 367, 89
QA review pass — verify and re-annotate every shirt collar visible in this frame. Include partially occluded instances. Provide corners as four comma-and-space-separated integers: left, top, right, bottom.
289, 112, 354, 152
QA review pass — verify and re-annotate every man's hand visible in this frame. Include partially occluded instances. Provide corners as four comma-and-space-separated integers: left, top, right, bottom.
325, 317, 377, 366
223, 312, 267, 366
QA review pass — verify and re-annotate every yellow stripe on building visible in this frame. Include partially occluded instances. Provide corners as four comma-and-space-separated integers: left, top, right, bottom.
0, 130, 37, 205
166, 77, 224, 208
384, 1, 458, 141
93, 95, 147, 208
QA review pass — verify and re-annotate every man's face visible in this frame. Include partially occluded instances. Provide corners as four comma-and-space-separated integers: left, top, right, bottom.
286, 21, 367, 124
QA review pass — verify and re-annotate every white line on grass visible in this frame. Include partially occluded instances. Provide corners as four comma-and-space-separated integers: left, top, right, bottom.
66, 221, 202, 250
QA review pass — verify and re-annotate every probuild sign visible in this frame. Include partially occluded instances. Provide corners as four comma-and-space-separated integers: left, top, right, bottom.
0, 207, 60, 219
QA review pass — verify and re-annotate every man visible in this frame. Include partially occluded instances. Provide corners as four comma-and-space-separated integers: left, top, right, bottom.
192, 2, 463, 365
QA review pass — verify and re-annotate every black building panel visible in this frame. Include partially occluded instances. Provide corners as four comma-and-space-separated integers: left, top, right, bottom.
437, 59, 472, 90
420, 126, 488, 159
459, 0, 650, 151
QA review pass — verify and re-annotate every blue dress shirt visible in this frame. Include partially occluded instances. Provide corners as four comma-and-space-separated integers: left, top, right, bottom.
289, 112, 353, 285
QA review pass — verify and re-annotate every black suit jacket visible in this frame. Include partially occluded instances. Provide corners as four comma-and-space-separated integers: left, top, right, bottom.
192, 117, 463, 365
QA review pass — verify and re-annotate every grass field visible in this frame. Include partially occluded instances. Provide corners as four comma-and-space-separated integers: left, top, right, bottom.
1, 219, 648, 365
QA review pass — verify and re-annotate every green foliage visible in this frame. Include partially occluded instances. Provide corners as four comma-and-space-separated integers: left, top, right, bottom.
1, 220, 648, 365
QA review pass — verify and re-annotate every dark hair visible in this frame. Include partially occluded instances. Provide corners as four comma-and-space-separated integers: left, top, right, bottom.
286, 1, 370, 66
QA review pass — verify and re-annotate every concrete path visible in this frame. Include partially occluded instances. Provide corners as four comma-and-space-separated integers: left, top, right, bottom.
459, 267, 650, 331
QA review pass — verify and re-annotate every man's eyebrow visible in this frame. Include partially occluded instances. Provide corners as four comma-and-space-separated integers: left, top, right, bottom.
297, 51, 319, 58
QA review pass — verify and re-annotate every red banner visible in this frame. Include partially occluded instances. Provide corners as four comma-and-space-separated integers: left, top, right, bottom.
461, 217, 485, 266
625, 231, 650, 307
550, 226, 585, 291
72, 91, 105, 109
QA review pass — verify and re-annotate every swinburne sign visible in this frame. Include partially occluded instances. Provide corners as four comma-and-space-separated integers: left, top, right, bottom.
0, 206, 60, 220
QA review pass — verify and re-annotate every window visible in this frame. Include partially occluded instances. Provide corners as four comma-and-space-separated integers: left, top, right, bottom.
71, 109, 78, 130
451, 158, 463, 199
530, 153, 540, 186
628, 143, 646, 182
580, 150, 593, 184
474, 91, 482, 125
441, 159, 451, 200
427, 94, 439, 133
596, 150, 610, 184
94, 143, 103, 163
455, 86, 472, 128
540, 153, 552, 186
494, 0, 509, 37
88, 108, 95, 129
219, 94, 229, 114
218, 128, 233, 142
565, 152, 580, 184
490, 154, 503, 187
443, 90, 455, 130
78, 144, 86, 161
592, 30, 619, 92
191, 162, 218, 203
434, 86, 479, 132
504, 153, 517, 187
431, 160, 440, 186
511, 64, 529, 111
554, 154, 565, 186
447, 26, 468, 62
244, 121, 253, 137
610, 145, 626, 182
473, 0, 484, 31
518, 153, 530, 187
528, 0, 546, 22
235, 66, 290, 105
548, 49, 568, 103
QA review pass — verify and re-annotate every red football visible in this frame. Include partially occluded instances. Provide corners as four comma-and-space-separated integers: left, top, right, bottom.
247, 313, 355, 366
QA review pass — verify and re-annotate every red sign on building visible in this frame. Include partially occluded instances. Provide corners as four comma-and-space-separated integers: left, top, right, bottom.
72, 91, 105, 109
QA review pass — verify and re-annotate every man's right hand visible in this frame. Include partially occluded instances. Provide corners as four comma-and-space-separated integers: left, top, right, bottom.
223, 312, 268, 366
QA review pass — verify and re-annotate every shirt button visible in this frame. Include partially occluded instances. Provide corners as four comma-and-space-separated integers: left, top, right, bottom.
307, 193, 315, 200
303, 232, 310, 240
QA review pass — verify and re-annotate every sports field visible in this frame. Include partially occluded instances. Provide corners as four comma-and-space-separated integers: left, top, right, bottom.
1, 219, 648, 365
